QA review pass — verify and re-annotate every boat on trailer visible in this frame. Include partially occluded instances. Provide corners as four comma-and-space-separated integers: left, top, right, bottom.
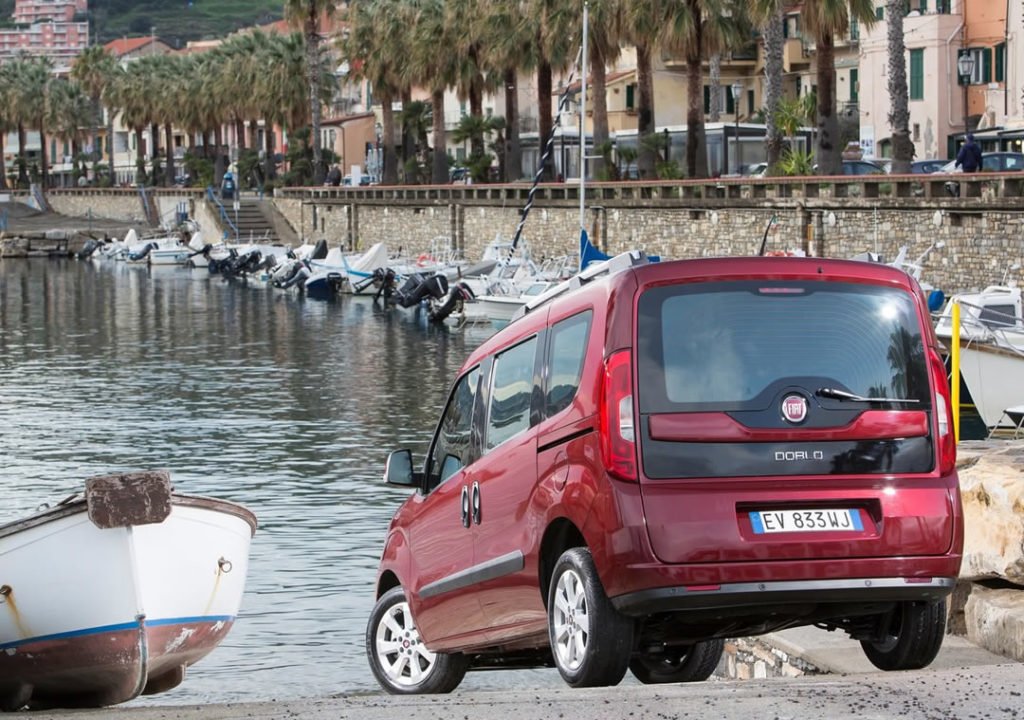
0, 471, 257, 711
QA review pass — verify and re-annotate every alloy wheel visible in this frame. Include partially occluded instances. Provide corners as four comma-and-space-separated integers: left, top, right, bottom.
551, 567, 590, 671
374, 600, 437, 687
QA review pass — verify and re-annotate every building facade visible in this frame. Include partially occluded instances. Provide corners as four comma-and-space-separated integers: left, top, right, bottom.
0, 0, 89, 70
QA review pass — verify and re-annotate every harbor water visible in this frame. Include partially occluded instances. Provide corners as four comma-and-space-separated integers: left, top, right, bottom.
0, 257, 990, 706
0, 258, 558, 704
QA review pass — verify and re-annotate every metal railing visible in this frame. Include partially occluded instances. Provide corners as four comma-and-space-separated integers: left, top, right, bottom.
206, 186, 238, 239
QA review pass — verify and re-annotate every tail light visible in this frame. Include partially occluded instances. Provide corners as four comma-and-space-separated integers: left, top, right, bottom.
928, 349, 956, 475
600, 349, 638, 481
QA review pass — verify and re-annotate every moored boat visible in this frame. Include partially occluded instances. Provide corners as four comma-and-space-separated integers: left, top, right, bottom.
0, 471, 257, 711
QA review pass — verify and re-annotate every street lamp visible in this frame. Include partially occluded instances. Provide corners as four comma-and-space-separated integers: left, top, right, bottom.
731, 82, 744, 174
957, 52, 975, 137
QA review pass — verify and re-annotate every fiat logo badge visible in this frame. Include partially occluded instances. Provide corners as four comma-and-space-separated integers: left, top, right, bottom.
781, 394, 808, 424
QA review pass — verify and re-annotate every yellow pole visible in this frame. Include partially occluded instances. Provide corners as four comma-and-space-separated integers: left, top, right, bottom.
951, 300, 961, 442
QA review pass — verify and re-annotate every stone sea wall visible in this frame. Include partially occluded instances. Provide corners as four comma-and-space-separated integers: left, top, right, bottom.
22, 187, 1024, 295
285, 194, 1024, 297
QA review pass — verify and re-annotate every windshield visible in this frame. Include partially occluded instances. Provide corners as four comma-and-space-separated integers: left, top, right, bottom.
636, 280, 931, 412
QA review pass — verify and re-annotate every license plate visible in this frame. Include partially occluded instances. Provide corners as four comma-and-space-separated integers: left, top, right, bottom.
749, 509, 863, 534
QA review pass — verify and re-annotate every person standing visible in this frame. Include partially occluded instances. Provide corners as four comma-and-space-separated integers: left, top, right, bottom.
955, 134, 982, 173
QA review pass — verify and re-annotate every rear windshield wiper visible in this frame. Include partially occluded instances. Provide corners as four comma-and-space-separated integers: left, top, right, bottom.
816, 387, 920, 404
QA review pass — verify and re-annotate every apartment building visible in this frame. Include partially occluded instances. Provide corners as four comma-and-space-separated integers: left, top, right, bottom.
0, 0, 89, 70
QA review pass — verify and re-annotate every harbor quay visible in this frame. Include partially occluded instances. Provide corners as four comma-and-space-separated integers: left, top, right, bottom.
1, 170, 1023, 296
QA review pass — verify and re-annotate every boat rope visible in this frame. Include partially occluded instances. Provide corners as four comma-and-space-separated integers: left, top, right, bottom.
504, 43, 585, 268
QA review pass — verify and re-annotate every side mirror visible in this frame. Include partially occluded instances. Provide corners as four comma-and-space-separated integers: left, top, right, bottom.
384, 449, 416, 487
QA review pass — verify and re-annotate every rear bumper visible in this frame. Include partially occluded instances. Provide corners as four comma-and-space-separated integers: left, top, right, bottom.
611, 576, 955, 616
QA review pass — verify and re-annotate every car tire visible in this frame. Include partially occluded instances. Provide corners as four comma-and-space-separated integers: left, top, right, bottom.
366, 586, 468, 694
628, 639, 725, 684
547, 547, 633, 688
860, 599, 946, 671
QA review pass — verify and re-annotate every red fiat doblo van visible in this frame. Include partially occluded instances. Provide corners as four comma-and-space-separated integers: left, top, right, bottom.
367, 252, 963, 693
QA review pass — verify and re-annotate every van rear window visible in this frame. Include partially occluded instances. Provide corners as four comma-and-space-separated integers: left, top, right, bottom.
637, 281, 930, 412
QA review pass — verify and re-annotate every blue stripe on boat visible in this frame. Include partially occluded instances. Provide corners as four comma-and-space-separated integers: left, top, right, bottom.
0, 615, 235, 650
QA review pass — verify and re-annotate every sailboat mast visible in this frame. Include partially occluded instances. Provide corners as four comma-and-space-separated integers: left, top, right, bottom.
579, 1, 588, 233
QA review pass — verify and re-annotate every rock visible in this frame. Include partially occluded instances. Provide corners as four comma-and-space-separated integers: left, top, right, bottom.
957, 445, 1024, 584
964, 585, 1024, 662
44, 229, 68, 241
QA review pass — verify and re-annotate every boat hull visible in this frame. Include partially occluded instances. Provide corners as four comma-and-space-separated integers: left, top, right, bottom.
957, 340, 1024, 428
0, 493, 256, 709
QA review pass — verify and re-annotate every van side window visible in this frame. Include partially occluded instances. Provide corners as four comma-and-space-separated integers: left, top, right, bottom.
486, 337, 538, 450
427, 366, 481, 491
546, 311, 592, 416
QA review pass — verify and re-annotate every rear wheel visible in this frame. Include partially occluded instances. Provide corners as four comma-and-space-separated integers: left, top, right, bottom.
365, 587, 468, 694
860, 599, 946, 671
629, 639, 725, 684
547, 547, 633, 688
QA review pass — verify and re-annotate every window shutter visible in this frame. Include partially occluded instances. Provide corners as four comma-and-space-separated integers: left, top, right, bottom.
909, 49, 924, 100
726, 89, 735, 114
626, 84, 635, 110
982, 47, 992, 83
876, 7, 884, 20
850, 68, 859, 102
703, 85, 710, 114
995, 43, 1006, 82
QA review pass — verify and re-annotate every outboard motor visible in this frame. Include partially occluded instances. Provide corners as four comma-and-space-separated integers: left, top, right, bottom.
310, 238, 328, 260
275, 260, 311, 290
429, 281, 476, 323
358, 267, 396, 301
76, 238, 100, 260
305, 271, 345, 300
394, 272, 449, 309
127, 242, 157, 262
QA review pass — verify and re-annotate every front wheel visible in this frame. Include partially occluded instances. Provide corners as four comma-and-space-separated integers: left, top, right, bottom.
860, 599, 946, 671
629, 639, 724, 684
547, 547, 633, 688
365, 587, 468, 694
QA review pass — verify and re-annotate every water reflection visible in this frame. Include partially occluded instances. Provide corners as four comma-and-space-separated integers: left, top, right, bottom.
0, 259, 557, 704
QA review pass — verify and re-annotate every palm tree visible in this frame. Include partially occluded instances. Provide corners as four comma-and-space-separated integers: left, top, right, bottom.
11, 56, 54, 187
340, 0, 406, 184
284, 0, 338, 186
70, 45, 117, 181
623, 1, 668, 178
662, 0, 747, 179
477, 1, 533, 181
886, 0, 912, 173
760, 4, 786, 173
802, 0, 875, 174
586, 0, 625, 180
530, 0, 579, 181
0, 64, 16, 189
47, 78, 92, 185
408, 0, 456, 184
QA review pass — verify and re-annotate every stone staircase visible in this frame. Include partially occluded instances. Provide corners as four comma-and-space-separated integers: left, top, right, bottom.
226, 197, 279, 244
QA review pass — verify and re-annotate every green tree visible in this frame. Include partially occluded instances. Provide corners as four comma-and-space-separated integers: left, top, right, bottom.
70, 46, 118, 181
284, 0, 338, 185
802, 0, 875, 174
662, 0, 747, 179
886, 0, 912, 173
47, 78, 92, 183
623, 1, 668, 179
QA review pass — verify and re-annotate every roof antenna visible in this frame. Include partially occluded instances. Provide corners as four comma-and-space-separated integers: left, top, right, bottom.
757, 214, 777, 256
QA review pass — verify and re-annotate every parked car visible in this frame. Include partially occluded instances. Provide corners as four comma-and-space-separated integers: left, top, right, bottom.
935, 152, 1024, 195
934, 151, 1024, 174
866, 158, 948, 174
742, 162, 768, 177
812, 160, 887, 176
367, 252, 962, 694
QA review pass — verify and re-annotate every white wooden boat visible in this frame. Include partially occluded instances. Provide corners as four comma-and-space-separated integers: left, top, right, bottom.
935, 287, 1024, 429
0, 471, 257, 711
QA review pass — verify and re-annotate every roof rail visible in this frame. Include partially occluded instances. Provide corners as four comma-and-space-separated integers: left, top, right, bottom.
510, 250, 651, 323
